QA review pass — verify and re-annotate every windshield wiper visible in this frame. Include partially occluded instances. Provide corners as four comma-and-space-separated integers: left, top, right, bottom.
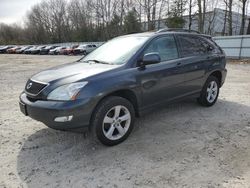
85, 59, 112, 65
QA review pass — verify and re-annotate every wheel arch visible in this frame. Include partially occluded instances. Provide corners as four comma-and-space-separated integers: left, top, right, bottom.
209, 70, 222, 87
89, 89, 140, 129
104, 89, 139, 116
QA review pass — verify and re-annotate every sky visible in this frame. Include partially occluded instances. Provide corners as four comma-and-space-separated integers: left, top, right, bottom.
0, 0, 42, 24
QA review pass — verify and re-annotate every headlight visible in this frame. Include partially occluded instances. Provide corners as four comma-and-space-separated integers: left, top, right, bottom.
47, 82, 88, 101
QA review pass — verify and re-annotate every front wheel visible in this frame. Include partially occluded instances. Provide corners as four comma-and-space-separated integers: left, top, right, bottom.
198, 76, 220, 107
91, 96, 135, 146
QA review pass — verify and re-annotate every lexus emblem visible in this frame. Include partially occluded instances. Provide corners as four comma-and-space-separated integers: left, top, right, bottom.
26, 82, 33, 89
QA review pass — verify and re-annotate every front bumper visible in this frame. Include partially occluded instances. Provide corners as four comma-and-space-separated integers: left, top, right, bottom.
221, 68, 227, 86
19, 93, 95, 130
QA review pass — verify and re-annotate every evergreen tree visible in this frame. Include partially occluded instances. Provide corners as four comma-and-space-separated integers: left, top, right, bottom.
107, 14, 122, 38
123, 8, 141, 34
166, 0, 186, 28
166, 17, 186, 28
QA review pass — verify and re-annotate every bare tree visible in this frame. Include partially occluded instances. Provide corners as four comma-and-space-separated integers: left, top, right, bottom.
222, 0, 233, 35
228, 0, 233, 35
26, 0, 70, 43
188, 0, 195, 31
197, 0, 203, 32
136, 0, 162, 30
4, 0, 242, 44
202, 0, 206, 32
239, 0, 248, 35
0, 23, 26, 44
206, 0, 219, 35
222, 5, 228, 35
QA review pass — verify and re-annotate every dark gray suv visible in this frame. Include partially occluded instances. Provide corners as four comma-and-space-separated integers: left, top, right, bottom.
19, 29, 227, 146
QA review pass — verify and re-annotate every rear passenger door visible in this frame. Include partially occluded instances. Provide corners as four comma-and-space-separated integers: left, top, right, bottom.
176, 34, 210, 94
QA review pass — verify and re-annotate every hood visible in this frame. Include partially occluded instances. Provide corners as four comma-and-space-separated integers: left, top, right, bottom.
31, 62, 120, 83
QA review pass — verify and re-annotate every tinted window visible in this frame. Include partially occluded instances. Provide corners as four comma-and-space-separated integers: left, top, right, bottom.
199, 37, 221, 54
144, 35, 178, 62
178, 35, 207, 57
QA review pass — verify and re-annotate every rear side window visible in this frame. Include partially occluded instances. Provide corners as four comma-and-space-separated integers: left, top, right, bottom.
200, 37, 222, 54
144, 35, 178, 62
177, 35, 207, 57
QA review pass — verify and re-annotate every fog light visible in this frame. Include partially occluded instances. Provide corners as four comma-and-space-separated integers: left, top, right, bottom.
54, 115, 73, 122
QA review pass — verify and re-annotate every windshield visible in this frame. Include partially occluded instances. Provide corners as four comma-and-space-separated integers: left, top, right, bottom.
81, 36, 149, 65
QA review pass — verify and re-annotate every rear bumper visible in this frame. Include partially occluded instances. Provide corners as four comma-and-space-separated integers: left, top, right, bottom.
19, 93, 95, 130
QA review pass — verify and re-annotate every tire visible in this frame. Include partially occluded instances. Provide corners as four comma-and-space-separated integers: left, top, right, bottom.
198, 75, 220, 107
90, 96, 135, 146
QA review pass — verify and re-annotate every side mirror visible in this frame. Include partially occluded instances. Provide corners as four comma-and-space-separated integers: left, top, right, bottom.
140, 53, 161, 67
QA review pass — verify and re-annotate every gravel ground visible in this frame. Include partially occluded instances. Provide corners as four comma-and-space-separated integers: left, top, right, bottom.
0, 54, 250, 188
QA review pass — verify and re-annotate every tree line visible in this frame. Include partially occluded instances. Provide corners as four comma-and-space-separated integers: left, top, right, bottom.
0, 0, 249, 45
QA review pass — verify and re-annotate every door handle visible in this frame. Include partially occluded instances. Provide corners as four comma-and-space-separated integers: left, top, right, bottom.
177, 62, 182, 67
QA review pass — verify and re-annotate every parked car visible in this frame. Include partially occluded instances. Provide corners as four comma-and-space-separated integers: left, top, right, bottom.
59, 46, 69, 55
19, 29, 227, 146
40, 46, 59, 55
0, 46, 13, 53
73, 44, 97, 55
16, 46, 33, 54
24, 46, 37, 54
49, 46, 65, 55
30, 46, 46, 54
7, 46, 22, 54
60, 45, 79, 55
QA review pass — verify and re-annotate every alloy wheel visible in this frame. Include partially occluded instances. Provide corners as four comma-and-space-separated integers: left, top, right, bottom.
102, 105, 131, 140
206, 80, 218, 103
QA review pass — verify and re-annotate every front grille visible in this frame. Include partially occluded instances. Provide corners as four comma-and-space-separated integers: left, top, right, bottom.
25, 79, 48, 96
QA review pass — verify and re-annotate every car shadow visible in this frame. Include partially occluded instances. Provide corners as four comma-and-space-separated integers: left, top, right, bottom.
17, 99, 250, 187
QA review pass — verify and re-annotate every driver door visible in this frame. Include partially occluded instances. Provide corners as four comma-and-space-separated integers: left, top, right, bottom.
136, 35, 187, 109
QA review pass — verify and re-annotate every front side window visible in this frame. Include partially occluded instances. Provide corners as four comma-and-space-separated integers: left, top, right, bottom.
143, 35, 178, 62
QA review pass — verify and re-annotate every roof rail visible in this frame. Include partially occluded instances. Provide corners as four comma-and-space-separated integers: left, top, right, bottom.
156, 28, 200, 34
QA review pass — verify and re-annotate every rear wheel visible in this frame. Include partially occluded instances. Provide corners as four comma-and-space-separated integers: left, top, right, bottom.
198, 76, 220, 107
91, 96, 135, 146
